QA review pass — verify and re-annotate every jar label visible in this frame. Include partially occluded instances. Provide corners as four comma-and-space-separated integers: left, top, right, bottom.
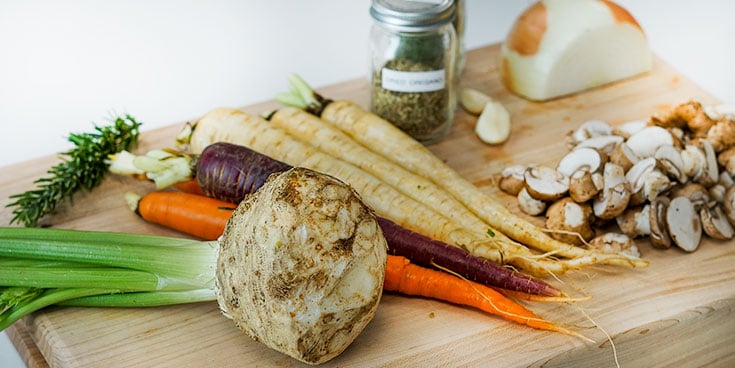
381, 68, 445, 93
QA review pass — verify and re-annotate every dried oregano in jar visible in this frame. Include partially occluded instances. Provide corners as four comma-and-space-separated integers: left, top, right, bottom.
369, 0, 458, 144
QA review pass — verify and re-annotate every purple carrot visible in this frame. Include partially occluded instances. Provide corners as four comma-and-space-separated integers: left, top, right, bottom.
377, 217, 560, 296
194, 142, 291, 203
193, 142, 560, 296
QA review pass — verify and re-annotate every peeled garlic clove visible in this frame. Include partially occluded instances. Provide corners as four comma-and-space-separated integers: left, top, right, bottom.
460, 88, 493, 115
475, 101, 511, 145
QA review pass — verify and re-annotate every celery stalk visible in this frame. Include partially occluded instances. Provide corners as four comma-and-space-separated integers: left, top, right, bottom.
0, 227, 219, 332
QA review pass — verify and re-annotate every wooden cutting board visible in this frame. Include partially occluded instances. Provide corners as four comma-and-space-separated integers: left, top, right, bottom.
3, 44, 734, 368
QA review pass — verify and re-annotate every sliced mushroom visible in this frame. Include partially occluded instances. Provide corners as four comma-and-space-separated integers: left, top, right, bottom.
705, 119, 735, 152
556, 147, 605, 177
588, 232, 640, 258
625, 157, 656, 206
719, 171, 734, 188
651, 100, 714, 137
523, 166, 569, 201
654, 145, 687, 183
680, 144, 707, 180
709, 184, 726, 203
700, 202, 734, 240
498, 164, 527, 196
696, 139, 719, 187
704, 103, 735, 121
616, 204, 651, 238
666, 196, 702, 252
517, 187, 547, 216
609, 142, 639, 172
649, 196, 672, 249
626, 126, 675, 159
569, 119, 614, 144
593, 163, 631, 220
670, 182, 710, 210
574, 135, 624, 154
612, 120, 647, 139
642, 169, 672, 202
717, 146, 735, 176
723, 185, 735, 227
569, 168, 602, 203
545, 197, 595, 245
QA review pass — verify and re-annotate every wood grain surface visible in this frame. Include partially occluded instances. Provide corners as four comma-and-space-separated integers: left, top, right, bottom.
2, 44, 734, 368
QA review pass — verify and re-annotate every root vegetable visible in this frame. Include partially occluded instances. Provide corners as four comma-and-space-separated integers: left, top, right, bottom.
317, 102, 643, 267
499, 0, 652, 101
122, 180, 563, 297
216, 168, 386, 364
267, 107, 493, 236
276, 74, 648, 269
0, 168, 387, 365
117, 141, 573, 283
126, 191, 235, 240
181, 110, 575, 275
383, 255, 581, 337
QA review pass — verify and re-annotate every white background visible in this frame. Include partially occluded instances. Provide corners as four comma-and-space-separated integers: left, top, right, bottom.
1, 1, 733, 366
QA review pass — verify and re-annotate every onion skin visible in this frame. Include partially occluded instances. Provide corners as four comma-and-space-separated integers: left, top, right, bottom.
500, 0, 652, 101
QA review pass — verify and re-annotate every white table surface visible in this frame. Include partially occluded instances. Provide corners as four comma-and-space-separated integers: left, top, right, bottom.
1, 1, 733, 367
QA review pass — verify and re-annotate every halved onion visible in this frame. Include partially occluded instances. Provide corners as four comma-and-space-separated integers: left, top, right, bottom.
500, 0, 653, 101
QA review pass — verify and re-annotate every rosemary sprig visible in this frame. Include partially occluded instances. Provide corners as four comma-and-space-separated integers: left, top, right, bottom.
6, 115, 142, 227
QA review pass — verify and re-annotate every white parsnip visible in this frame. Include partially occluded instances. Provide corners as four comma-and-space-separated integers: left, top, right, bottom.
184, 108, 579, 275
319, 100, 647, 269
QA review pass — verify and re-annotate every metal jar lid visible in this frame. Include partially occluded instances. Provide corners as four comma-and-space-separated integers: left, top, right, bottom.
370, 0, 456, 32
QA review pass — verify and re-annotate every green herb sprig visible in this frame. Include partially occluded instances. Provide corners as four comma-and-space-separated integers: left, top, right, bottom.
6, 115, 142, 227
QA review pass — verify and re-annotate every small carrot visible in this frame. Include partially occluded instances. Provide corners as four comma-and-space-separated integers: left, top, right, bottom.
126, 191, 235, 240
384, 255, 583, 338
173, 179, 205, 195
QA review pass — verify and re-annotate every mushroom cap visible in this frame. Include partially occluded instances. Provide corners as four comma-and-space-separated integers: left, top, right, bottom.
524, 166, 569, 201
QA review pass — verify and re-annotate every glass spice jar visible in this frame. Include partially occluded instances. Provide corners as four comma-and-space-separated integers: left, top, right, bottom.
368, 0, 458, 144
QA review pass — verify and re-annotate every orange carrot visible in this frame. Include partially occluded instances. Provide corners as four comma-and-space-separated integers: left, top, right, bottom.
127, 191, 235, 240
173, 179, 205, 195
384, 255, 582, 337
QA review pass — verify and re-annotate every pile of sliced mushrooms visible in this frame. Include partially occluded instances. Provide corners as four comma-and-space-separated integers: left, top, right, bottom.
500, 101, 735, 254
